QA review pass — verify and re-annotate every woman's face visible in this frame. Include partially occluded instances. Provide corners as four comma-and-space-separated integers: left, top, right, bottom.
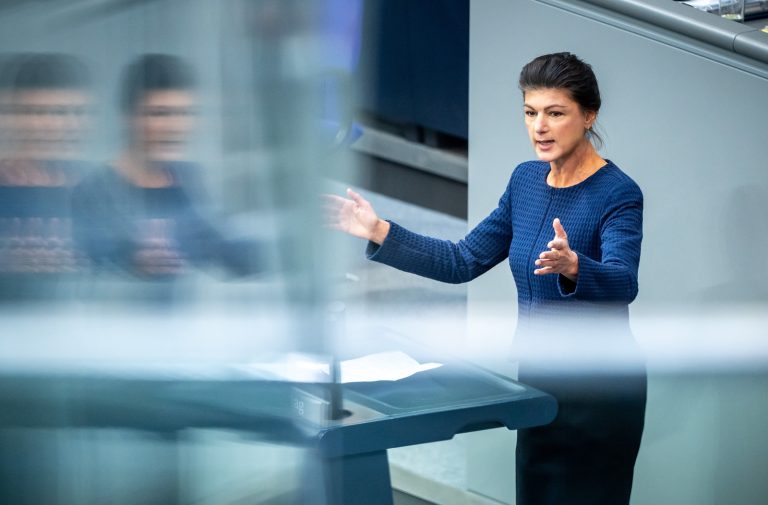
523, 88, 595, 165
131, 90, 196, 162
12, 89, 91, 160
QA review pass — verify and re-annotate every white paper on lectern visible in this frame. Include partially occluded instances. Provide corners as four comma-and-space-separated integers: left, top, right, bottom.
235, 350, 441, 383
338, 350, 442, 383
236, 354, 331, 382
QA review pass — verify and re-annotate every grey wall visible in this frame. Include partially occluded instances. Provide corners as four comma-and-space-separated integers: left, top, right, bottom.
468, 0, 768, 503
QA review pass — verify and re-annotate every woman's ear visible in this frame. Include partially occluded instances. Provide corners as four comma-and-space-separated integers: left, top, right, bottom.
584, 110, 597, 130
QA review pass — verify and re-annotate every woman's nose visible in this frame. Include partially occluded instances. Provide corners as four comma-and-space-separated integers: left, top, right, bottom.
534, 114, 548, 132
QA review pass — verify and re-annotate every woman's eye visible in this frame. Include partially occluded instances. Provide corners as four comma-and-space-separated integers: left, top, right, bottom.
549, 111, 563, 117
524, 110, 536, 117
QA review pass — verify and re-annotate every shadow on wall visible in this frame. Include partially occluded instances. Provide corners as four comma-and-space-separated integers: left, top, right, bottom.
700, 184, 768, 304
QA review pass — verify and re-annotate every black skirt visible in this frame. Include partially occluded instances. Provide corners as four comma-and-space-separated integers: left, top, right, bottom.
516, 369, 647, 505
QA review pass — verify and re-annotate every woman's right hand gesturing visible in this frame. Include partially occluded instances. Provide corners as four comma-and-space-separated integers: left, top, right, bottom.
325, 188, 391, 245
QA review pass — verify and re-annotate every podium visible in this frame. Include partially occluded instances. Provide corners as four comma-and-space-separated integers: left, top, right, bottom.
309, 363, 557, 504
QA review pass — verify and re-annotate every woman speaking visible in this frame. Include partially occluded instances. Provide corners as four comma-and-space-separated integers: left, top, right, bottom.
328, 52, 646, 504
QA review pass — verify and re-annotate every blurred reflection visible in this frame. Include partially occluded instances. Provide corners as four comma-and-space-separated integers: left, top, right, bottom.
72, 54, 262, 302
0, 54, 17, 153
0, 53, 92, 302
0, 1, 366, 504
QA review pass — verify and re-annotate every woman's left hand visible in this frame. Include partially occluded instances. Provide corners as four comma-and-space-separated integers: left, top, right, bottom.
534, 218, 579, 281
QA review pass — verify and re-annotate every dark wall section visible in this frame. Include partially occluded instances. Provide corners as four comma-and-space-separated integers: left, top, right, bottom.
357, 0, 469, 140
326, 152, 468, 219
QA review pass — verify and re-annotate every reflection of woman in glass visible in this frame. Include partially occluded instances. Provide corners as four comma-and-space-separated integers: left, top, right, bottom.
328, 53, 646, 504
0, 53, 92, 301
73, 54, 258, 286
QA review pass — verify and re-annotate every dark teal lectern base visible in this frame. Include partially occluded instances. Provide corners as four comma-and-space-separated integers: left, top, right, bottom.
299, 363, 558, 505
306, 450, 394, 505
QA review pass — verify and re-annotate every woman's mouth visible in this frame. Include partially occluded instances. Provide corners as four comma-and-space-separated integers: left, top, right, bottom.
537, 140, 555, 150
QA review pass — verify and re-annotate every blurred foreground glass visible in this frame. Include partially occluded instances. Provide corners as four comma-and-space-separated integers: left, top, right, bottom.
0, 53, 93, 303
0, 0, 366, 503
720, 0, 746, 20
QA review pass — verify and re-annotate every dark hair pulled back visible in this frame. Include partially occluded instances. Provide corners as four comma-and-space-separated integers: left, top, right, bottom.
13, 53, 90, 91
120, 54, 195, 114
518, 52, 603, 148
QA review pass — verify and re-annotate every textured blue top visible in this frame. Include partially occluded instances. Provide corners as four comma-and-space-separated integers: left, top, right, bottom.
72, 162, 262, 277
367, 160, 643, 343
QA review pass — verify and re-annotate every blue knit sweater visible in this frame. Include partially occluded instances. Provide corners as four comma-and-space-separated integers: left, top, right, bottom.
367, 160, 643, 343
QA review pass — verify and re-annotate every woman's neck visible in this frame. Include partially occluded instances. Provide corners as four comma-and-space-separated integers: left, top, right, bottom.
547, 140, 605, 188
114, 151, 174, 188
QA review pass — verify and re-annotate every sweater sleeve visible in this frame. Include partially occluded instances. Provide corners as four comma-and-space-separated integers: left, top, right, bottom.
366, 179, 514, 284
558, 181, 643, 302
71, 173, 136, 268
